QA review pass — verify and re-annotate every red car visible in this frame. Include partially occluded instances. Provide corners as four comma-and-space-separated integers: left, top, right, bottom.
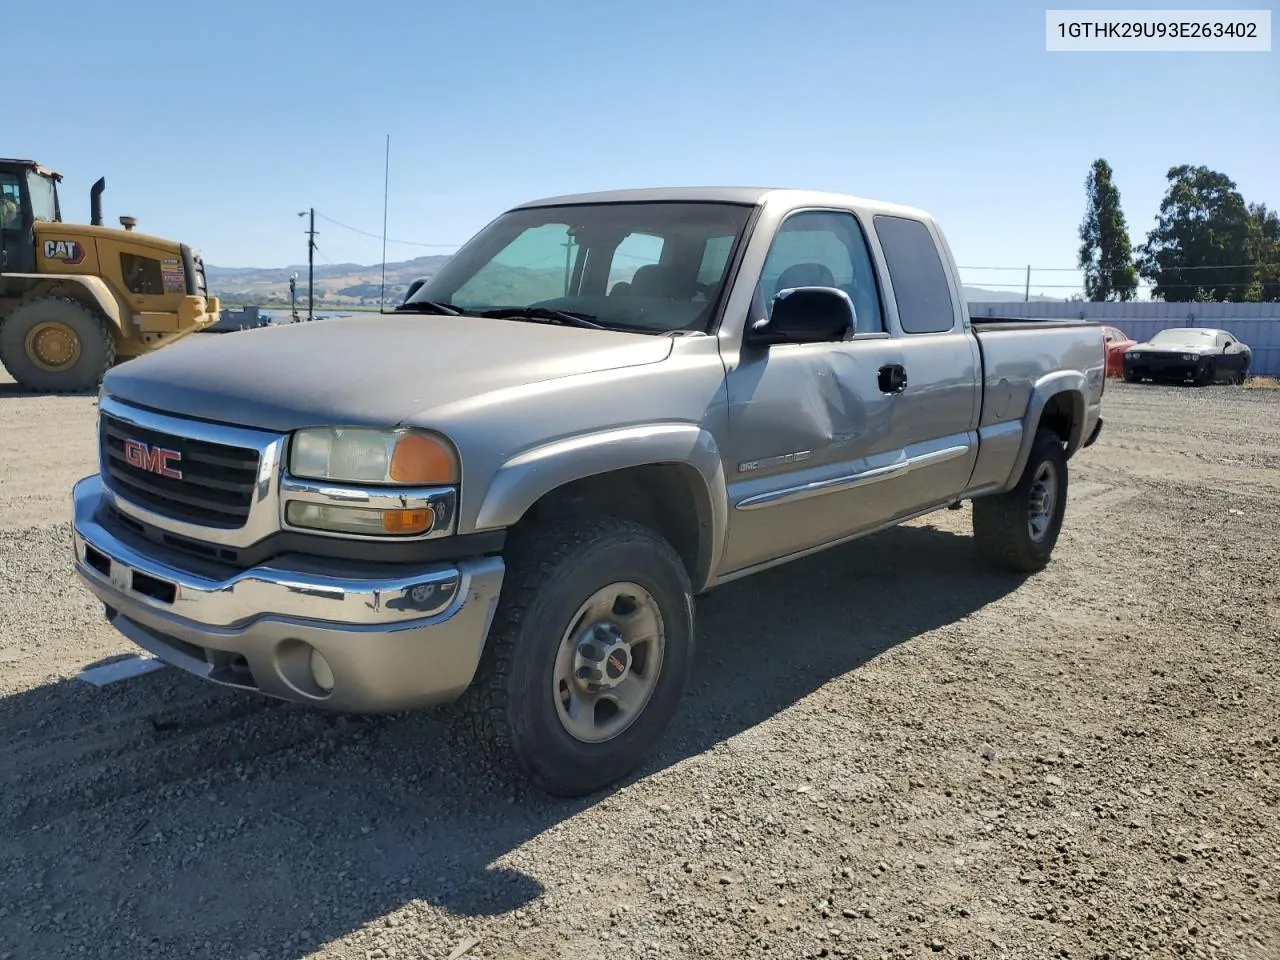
1102, 325, 1136, 378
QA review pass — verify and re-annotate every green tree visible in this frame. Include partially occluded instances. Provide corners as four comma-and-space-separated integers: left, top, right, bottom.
1077, 159, 1138, 301
1244, 202, 1280, 302
1136, 165, 1254, 302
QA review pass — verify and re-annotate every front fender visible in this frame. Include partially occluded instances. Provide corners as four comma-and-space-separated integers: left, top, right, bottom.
474, 422, 729, 578
3, 273, 127, 330
1003, 371, 1087, 491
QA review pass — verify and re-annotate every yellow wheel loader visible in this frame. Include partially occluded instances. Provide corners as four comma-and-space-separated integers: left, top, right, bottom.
0, 158, 220, 392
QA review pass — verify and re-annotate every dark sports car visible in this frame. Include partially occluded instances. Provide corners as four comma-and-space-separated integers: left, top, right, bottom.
1122, 327, 1252, 385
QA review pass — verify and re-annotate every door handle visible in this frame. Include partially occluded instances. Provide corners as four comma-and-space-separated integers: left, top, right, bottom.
878, 364, 908, 394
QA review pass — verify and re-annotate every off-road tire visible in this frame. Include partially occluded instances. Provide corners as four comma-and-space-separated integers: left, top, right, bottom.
972, 427, 1068, 573
455, 515, 695, 797
0, 296, 116, 393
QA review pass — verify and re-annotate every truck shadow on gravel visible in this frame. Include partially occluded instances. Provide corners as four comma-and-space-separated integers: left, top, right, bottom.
0, 521, 1026, 960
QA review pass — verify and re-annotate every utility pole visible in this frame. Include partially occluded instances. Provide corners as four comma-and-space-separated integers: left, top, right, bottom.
298, 208, 316, 321
1024, 264, 1031, 302
380, 134, 390, 311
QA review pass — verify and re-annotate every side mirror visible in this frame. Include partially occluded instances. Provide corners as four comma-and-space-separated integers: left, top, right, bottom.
404, 278, 427, 303
749, 286, 856, 346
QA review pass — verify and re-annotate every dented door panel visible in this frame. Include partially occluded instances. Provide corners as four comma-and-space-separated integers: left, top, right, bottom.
720, 335, 910, 572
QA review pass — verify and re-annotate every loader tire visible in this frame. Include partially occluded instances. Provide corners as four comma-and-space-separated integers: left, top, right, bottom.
0, 296, 116, 393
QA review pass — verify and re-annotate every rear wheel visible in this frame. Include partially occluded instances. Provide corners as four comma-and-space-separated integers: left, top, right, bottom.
0, 296, 116, 393
973, 427, 1068, 573
456, 515, 695, 797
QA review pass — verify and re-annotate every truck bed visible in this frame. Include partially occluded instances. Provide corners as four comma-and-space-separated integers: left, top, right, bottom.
962, 316, 1107, 495
970, 316, 1101, 332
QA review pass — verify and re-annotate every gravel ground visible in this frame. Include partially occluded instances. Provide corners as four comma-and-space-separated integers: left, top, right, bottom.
0, 368, 1277, 960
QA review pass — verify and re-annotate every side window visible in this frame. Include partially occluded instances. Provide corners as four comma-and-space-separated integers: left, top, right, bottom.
120, 253, 165, 295
757, 210, 883, 334
452, 223, 574, 307
872, 215, 956, 335
1216, 333, 1231, 349
0, 173, 23, 228
608, 232, 664, 293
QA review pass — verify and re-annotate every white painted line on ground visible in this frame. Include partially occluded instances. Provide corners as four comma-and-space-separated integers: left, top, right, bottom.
77, 655, 167, 687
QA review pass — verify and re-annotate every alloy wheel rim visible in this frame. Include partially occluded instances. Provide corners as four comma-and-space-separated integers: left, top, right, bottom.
1027, 461, 1058, 542
552, 581, 666, 744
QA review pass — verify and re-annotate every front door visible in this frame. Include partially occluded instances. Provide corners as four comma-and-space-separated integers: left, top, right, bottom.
719, 208, 909, 574
1218, 333, 1248, 379
0, 169, 35, 274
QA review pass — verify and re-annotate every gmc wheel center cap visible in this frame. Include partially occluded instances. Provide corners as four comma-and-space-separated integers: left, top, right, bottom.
574, 624, 631, 690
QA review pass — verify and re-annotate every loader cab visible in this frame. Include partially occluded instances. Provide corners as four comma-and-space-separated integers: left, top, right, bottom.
0, 158, 63, 274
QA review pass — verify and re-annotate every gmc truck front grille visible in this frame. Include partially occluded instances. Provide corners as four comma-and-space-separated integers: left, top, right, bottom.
100, 414, 260, 528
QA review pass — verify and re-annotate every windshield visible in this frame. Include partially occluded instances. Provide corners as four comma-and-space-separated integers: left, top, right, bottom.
404, 201, 755, 333
26, 172, 59, 221
1149, 328, 1216, 348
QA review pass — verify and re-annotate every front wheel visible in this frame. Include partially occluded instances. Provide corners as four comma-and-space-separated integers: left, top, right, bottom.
972, 427, 1068, 573
456, 515, 695, 797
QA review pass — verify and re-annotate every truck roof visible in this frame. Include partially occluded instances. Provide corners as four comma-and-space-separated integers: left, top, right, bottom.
513, 186, 933, 221
0, 158, 63, 180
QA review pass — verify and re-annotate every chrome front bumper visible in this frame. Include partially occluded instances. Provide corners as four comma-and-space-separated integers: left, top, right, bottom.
71, 474, 505, 712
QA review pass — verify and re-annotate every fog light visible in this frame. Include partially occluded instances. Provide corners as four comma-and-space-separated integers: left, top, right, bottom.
286, 500, 435, 536
309, 649, 335, 693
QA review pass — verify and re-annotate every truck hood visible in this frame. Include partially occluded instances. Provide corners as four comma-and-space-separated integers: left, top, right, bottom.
102, 314, 675, 432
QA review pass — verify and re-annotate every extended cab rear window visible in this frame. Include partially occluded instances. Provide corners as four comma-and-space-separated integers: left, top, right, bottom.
873, 215, 956, 335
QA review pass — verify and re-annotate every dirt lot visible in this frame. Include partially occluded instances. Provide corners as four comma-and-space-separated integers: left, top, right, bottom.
0, 366, 1277, 960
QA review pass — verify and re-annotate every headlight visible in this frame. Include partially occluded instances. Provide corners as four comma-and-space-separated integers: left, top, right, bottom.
1183, 354, 1195, 361
289, 427, 458, 485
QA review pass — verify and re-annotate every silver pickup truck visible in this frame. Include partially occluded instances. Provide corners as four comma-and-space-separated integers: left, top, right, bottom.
71, 187, 1105, 796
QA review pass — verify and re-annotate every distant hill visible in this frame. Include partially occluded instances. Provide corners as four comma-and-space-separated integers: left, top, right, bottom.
207, 255, 452, 307
207, 254, 1065, 307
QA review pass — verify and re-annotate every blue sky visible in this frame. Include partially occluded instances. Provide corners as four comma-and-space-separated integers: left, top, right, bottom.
11, 0, 1277, 297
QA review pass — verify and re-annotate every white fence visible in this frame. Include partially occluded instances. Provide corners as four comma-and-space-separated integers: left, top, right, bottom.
967, 301, 1280, 377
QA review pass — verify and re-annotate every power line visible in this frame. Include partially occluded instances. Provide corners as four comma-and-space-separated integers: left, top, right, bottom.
314, 212, 460, 249
970, 280, 1265, 290
958, 262, 1265, 273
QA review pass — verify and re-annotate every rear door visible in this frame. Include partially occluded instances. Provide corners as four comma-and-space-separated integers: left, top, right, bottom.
864, 213, 982, 520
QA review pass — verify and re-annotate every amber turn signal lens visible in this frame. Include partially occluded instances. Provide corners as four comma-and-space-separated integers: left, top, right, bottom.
389, 433, 457, 484
382, 507, 435, 535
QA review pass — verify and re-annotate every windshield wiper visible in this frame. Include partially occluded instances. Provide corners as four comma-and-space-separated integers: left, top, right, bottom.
476, 306, 605, 330
393, 300, 460, 316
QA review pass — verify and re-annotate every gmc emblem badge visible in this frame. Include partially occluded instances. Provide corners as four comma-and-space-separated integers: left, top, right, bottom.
123, 438, 183, 479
